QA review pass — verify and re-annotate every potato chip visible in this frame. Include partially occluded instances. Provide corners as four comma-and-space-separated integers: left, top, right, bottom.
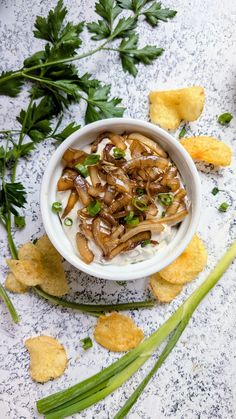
35, 235, 63, 263
180, 136, 232, 167
6, 259, 44, 286
25, 335, 67, 383
159, 235, 207, 284
94, 312, 144, 352
18, 243, 42, 262
36, 236, 68, 296
150, 273, 183, 303
149, 86, 205, 130
5, 272, 29, 294
7, 235, 68, 296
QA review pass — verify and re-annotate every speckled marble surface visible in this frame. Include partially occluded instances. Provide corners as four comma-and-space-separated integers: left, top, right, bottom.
0, 1, 236, 418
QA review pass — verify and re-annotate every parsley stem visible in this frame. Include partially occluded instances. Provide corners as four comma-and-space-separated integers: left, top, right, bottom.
0, 130, 21, 134
6, 217, 18, 259
0, 283, 20, 323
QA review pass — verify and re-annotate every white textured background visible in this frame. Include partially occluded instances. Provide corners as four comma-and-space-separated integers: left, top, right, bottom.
0, 1, 236, 418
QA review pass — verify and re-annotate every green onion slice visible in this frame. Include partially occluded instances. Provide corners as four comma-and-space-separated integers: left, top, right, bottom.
81, 337, 93, 350
52, 201, 62, 213
211, 187, 220, 196
178, 126, 186, 139
75, 163, 89, 178
87, 200, 101, 216
136, 188, 145, 196
132, 197, 148, 212
158, 193, 174, 206
218, 112, 233, 125
84, 154, 100, 165
141, 240, 151, 248
113, 147, 125, 159
64, 217, 73, 227
124, 211, 139, 226
218, 202, 229, 212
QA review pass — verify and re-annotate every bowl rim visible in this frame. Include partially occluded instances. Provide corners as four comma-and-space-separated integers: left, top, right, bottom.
40, 117, 201, 281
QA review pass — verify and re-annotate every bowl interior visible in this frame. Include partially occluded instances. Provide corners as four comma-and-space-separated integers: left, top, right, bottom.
40, 118, 201, 281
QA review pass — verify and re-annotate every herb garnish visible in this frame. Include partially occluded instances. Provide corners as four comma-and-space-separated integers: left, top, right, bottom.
124, 211, 140, 226
178, 126, 186, 139
81, 337, 93, 350
87, 200, 102, 217
211, 187, 220, 196
51, 201, 62, 213
113, 147, 126, 159
218, 113, 233, 125
218, 202, 229, 212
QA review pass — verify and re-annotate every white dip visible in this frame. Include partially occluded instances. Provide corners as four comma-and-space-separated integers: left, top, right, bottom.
57, 138, 186, 265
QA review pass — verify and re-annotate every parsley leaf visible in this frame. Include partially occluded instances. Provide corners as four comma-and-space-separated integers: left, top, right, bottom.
85, 85, 125, 124
88, 0, 121, 40
119, 34, 163, 76
112, 16, 137, 38
0, 71, 23, 97
0, 182, 27, 217
144, 3, 177, 26
52, 122, 80, 142
17, 97, 55, 142
33, 0, 84, 60
118, 0, 152, 13
87, 20, 111, 41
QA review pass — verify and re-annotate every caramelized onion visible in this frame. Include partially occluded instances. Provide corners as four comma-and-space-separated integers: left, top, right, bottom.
99, 211, 117, 226
107, 231, 151, 259
88, 166, 101, 187
80, 222, 94, 240
62, 190, 78, 218
92, 218, 109, 255
76, 232, 94, 264
107, 132, 127, 150
128, 133, 167, 158
57, 169, 77, 191
104, 186, 116, 205
123, 156, 168, 172
87, 184, 105, 197
110, 224, 125, 239
120, 223, 164, 243
109, 194, 131, 213
74, 175, 92, 206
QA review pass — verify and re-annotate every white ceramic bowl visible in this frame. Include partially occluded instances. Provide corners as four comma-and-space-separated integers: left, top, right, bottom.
40, 118, 201, 281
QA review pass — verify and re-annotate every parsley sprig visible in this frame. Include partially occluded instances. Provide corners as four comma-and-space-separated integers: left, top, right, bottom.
0, 0, 176, 262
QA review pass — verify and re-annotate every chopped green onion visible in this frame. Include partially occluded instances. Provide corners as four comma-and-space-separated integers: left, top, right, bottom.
84, 154, 100, 165
141, 240, 151, 248
161, 211, 166, 218
124, 211, 139, 226
81, 337, 93, 350
211, 187, 220, 196
87, 200, 101, 216
158, 193, 174, 206
52, 201, 62, 213
218, 202, 229, 212
14, 215, 26, 228
113, 147, 125, 159
75, 163, 89, 178
178, 126, 186, 139
136, 188, 145, 196
116, 281, 126, 286
218, 112, 233, 125
132, 197, 148, 212
64, 217, 73, 227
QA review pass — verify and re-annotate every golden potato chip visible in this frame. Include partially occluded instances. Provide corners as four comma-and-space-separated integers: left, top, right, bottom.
94, 312, 144, 352
5, 272, 29, 293
18, 243, 42, 262
25, 335, 67, 383
35, 235, 68, 296
180, 136, 232, 167
150, 273, 183, 303
149, 86, 205, 130
6, 259, 44, 286
159, 235, 207, 284
35, 235, 63, 263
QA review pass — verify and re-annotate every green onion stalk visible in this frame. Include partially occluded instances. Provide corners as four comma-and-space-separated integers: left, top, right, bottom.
37, 240, 236, 418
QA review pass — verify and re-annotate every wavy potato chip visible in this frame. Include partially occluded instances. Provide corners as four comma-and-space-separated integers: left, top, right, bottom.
6, 235, 68, 296
159, 235, 207, 284
35, 235, 63, 263
18, 243, 42, 262
149, 86, 205, 130
180, 136, 232, 167
5, 272, 29, 293
7, 259, 44, 286
94, 312, 144, 352
150, 273, 183, 303
25, 335, 67, 383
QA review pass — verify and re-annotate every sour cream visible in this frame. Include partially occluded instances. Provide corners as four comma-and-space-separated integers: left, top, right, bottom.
57, 138, 186, 265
